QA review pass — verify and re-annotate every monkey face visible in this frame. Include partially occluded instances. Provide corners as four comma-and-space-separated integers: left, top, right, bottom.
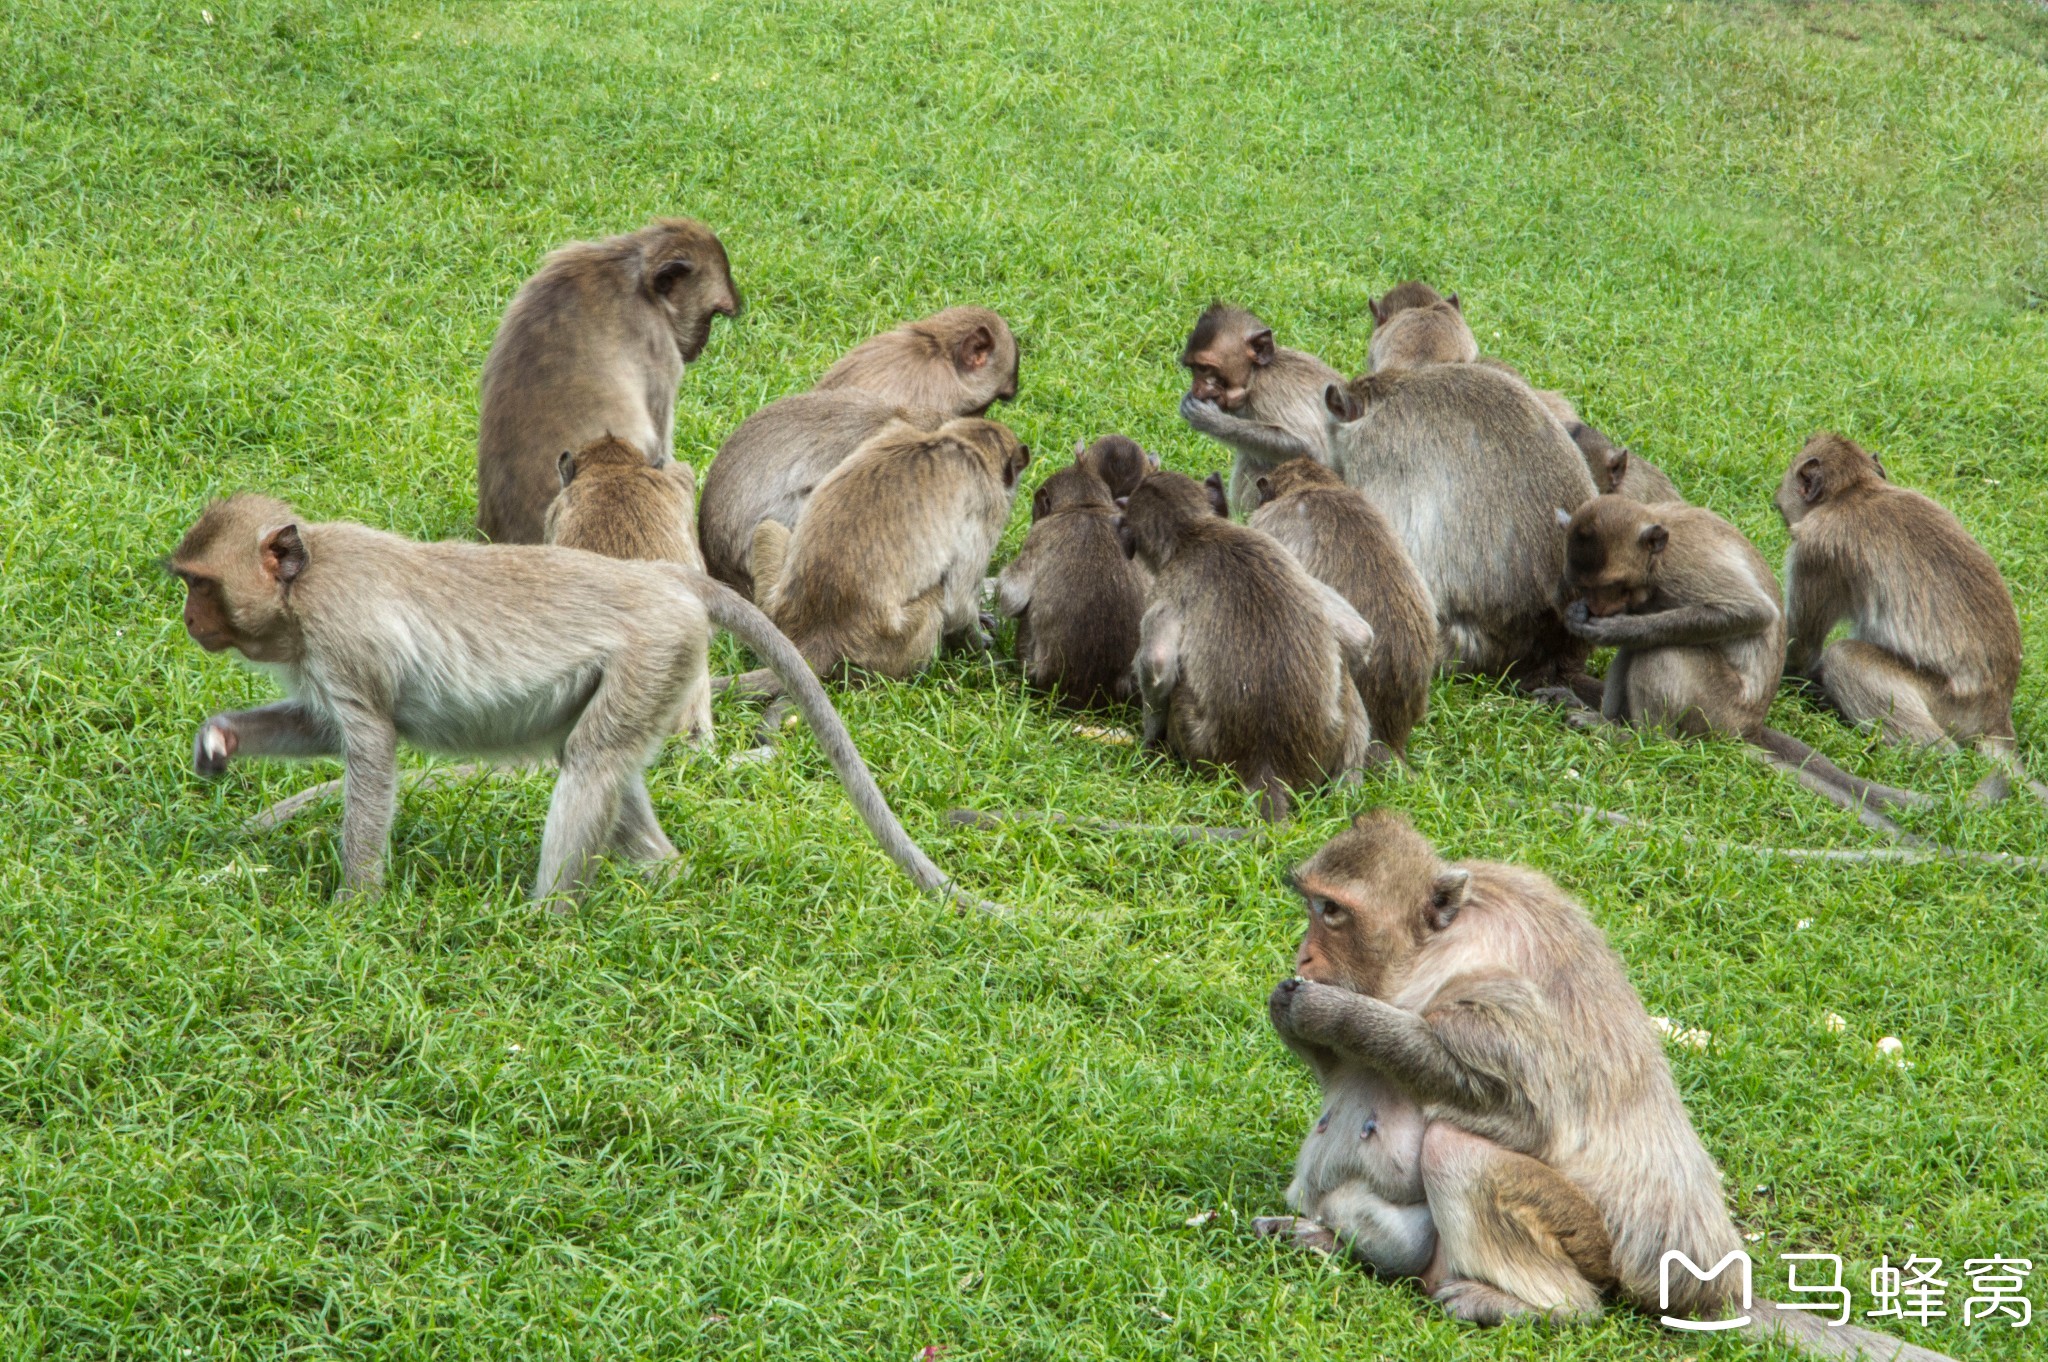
1288, 811, 1469, 998
642, 221, 740, 363
1180, 304, 1271, 410
1561, 497, 1667, 617
169, 495, 308, 663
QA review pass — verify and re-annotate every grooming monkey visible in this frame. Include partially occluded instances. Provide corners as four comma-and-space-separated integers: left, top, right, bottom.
751, 418, 1029, 680
1558, 495, 1925, 831
1119, 471, 1378, 820
1178, 303, 1346, 515
478, 219, 740, 545
697, 308, 1019, 594
1324, 365, 1599, 686
1260, 812, 1954, 1360
1365, 282, 1479, 370
1778, 432, 2044, 804
996, 440, 1156, 708
171, 494, 976, 909
1246, 459, 1436, 760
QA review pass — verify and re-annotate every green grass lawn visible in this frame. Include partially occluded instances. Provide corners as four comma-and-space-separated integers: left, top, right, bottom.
3, 1, 2047, 1357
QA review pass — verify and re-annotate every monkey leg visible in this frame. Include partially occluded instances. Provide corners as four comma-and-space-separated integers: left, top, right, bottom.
337, 715, 400, 898
607, 773, 679, 864
536, 657, 676, 902
1815, 641, 1950, 747
1418, 1124, 1611, 1325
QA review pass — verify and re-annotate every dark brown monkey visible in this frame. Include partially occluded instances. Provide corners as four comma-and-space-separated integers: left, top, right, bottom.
1366, 282, 1479, 370
172, 494, 982, 910
750, 418, 1029, 680
1260, 813, 1953, 1360
1566, 418, 1683, 503
1324, 365, 1598, 685
478, 219, 740, 544
1073, 433, 1158, 500
1558, 495, 1925, 830
1778, 432, 2043, 804
1179, 303, 1346, 514
1118, 470, 1377, 819
1247, 458, 1437, 759
996, 461, 1149, 708
697, 308, 1020, 594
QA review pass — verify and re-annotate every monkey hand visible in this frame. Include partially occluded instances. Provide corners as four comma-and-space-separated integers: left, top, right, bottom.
1179, 393, 1231, 436
1561, 599, 1625, 644
194, 715, 239, 776
1268, 977, 1306, 1036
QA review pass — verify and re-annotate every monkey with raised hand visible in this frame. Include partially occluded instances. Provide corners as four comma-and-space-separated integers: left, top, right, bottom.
1178, 303, 1346, 515
1777, 432, 2044, 805
478, 218, 740, 545
1261, 812, 1955, 1360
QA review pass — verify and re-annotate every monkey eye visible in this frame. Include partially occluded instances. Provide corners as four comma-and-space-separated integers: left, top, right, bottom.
1311, 897, 1348, 927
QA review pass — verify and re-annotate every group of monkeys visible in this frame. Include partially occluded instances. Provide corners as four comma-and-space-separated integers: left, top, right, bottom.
165, 217, 2030, 1359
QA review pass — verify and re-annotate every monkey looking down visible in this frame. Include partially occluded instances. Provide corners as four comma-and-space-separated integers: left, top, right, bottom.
1178, 303, 1346, 515
478, 218, 740, 545
1365, 281, 1480, 371
543, 434, 706, 572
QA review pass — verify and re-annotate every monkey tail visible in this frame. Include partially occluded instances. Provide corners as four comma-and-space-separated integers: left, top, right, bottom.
693, 574, 1001, 915
1750, 729, 1927, 839
1728, 1303, 1956, 1361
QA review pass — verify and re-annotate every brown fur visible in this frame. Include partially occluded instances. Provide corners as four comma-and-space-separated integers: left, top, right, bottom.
1248, 459, 1436, 758
1367, 281, 1479, 371
996, 463, 1149, 708
1119, 471, 1376, 819
751, 418, 1028, 679
1569, 421, 1683, 503
543, 435, 705, 571
477, 219, 739, 544
1179, 303, 1346, 514
1074, 433, 1158, 499
812, 306, 1019, 413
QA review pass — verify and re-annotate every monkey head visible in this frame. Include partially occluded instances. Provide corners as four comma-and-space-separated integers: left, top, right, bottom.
1567, 422, 1633, 494
1367, 280, 1455, 326
1556, 495, 1667, 618
1321, 373, 1395, 429
1365, 282, 1477, 371
938, 416, 1030, 490
556, 433, 653, 488
1286, 810, 1471, 998
1180, 303, 1274, 410
1075, 434, 1158, 500
924, 306, 1020, 414
1031, 464, 1116, 522
168, 493, 308, 664
1251, 457, 1344, 510
1115, 469, 1213, 568
637, 218, 741, 364
1775, 432, 1887, 528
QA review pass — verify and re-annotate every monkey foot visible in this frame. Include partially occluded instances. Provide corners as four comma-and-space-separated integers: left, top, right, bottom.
1432, 1277, 1570, 1325
1251, 1216, 1337, 1255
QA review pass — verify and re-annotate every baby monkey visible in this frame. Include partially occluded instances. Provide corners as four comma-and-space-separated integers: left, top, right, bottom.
543, 433, 705, 572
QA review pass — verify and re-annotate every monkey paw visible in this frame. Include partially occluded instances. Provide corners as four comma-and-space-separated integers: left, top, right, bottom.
193, 717, 238, 776
1178, 393, 1227, 434
1252, 1216, 1338, 1255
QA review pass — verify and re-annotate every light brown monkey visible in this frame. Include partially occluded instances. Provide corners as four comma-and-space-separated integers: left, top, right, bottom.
1247, 458, 1437, 760
1179, 303, 1346, 514
171, 494, 981, 909
1324, 365, 1598, 687
698, 308, 1020, 594
1366, 281, 1480, 370
1073, 433, 1158, 500
996, 459, 1150, 709
1777, 432, 2043, 804
750, 418, 1029, 680
478, 219, 739, 545
1570, 421, 1683, 503
1118, 470, 1377, 820
1558, 495, 1925, 831
1261, 813, 1954, 1360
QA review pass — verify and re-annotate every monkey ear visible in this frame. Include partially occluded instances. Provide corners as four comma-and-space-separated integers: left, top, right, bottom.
1146, 446, 1161, 469
259, 523, 307, 585
1606, 447, 1629, 489
650, 257, 695, 296
557, 450, 577, 488
1427, 869, 1470, 930
1073, 439, 1087, 458
1204, 471, 1229, 517
1639, 523, 1669, 555
1554, 506, 1574, 529
958, 324, 996, 371
1368, 296, 1388, 326
1870, 454, 1889, 481
1323, 383, 1363, 424
1255, 475, 1274, 506
1247, 328, 1276, 367
1032, 486, 1052, 520
1004, 444, 1030, 489
1796, 456, 1826, 505
1446, 293, 1462, 313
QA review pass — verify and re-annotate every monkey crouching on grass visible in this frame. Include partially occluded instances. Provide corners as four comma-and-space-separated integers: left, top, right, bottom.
1259, 812, 1955, 1361
170, 494, 977, 909
1777, 432, 2044, 805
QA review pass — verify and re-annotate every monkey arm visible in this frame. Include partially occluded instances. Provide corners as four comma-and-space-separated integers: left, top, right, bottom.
994, 553, 1035, 621
1781, 556, 1847, 677
1179, 395, 1316, 465
1564, 595, 1775, 650
1314, 582, 1377, 683
1271, 979, 1521, 1117
1136, 604, 1184, 750
193, 699, 341, 775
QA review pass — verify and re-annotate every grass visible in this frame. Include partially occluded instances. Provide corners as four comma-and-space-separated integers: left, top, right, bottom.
2, 0, 2047, 1357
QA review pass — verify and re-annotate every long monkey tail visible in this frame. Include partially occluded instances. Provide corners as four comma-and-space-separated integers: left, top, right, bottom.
693, 574, 1002, 915
1751, 728, 1927, 839
1731, 1302, 1957, 1361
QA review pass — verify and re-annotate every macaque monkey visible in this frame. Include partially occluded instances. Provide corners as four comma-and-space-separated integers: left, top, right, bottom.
1072, 432, 1158, 500
1324, 366, 1599, 685
171, 494, 977, 909
1777, 432, 2043, 804
1365, 282, 1480, 370
1261, 812, 1954, 1360
1178, 303, 1345, 515
478, 219, 740, 544
1117, 470, 1378, 820
1557, 495, 1926, 830
750, 418, 1029, 680
697, 307, 1020, 594
996, 450, 1152, 709
1246, 459, 1437, 760
1565, 418, 1682, 503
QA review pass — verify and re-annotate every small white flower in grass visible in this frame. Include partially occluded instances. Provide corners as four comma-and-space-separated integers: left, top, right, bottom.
1650, 1016, 1712, 1049
1565, 767, 1580, 780
1825, 1012, 1847, 1033
201, 9, 212, 22
1184, 1209, 1216, 1227
1796, 918, 1812, 930
1744, 1231, 1764, 1243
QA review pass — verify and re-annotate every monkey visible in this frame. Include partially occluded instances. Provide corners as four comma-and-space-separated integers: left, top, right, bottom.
1117, 470, 1379, 820
477, 218, 740, 545
1569, 420, 1683, 503
1556, 494, 1928, 832
697, 307, 1020, 594
749, 417, 1030, 682
1777, 432, 2045, 805
1323, 364, 1599, 687
1245, 458, 1437, 760
1073, 433, 1158, 500
1178, 303, 1346, 515
995, 457, 1150, 709
170, 493, 984, 911
1260, 811, 1955, 1360
1365, 281, 1480, 370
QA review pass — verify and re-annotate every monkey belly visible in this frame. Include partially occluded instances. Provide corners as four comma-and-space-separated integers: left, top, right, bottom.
1286, 1076, 1435, 1276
